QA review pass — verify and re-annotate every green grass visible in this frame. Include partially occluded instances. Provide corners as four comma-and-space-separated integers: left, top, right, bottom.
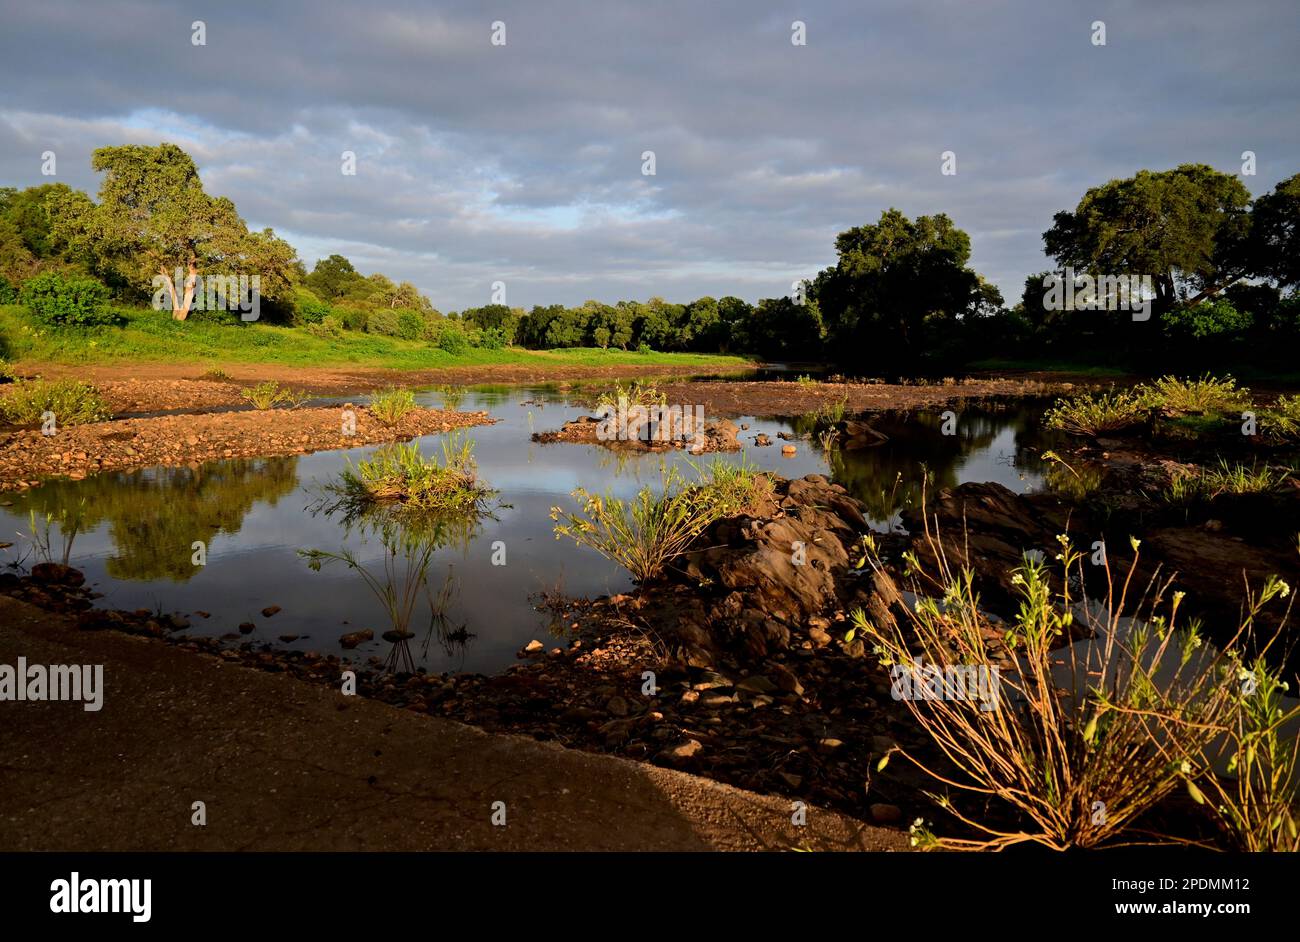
1043, 388, 1146, 436
0, 377, 112, 427
551, 460, 772, 583
330, 435, 488, 513
240, 380, 308, 410
0, 305, 751, 373
369, 386, 417, 426
1142, 374, 1250, 414
1166, 459, 1291, 503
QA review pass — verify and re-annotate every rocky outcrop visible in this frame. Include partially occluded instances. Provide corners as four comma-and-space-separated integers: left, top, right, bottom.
532, 415, 740, 453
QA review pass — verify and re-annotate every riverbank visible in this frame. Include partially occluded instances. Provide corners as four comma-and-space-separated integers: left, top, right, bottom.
0, 592, 906, 852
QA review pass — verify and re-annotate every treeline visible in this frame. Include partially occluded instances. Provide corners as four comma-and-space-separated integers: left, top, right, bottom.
2, 144, 1298, 372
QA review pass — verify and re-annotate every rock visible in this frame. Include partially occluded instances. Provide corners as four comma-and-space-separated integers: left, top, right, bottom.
778, 772, 803, 789
238, 622, 256, 634
261, 605, 281, 617
278, 634, 300, 643
340, 629, 374, 649
870, 802, 902, 825
521, 639, 545, 655
769, 663, 805, 696
817, 737, 844, 753
753, 433, 772, 446
780, 444, 797, 456
658, 739, 703, 762
736, 674, 778, 694
606, 696, 629, 717
29, 563, 85, 587
381, 630, 414, 642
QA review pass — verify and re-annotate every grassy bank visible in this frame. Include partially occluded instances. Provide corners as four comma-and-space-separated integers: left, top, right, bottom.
0, 306, 752, 373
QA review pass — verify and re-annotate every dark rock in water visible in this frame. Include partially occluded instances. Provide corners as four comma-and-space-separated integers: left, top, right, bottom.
238, 622, 256, 634
261, 605, 282, 618
30, 563, 85, 587
753, 433, 772, 446
340, 628, 374, 649
381, 629, 415, 643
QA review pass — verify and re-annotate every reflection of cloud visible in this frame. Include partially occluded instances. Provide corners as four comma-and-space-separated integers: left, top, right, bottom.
2, 0, 1295, 309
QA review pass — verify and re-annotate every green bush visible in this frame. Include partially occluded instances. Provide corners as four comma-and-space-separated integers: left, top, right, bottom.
337, 304, 369, 331
0, 276, 16, 305
365, 308, 402, 337
438, 324, 470, 354
1162, 299, 1252, 340
369, 386, 417, 426
0, 378, 112, 426
480, 326, 509, 349
305, 314, 344, 339
292, 287, 332, 326
20, 272, 114, 327
395, 308, 425, 341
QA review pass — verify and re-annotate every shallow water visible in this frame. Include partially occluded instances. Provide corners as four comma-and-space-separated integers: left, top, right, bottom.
0, 385, 1061, 675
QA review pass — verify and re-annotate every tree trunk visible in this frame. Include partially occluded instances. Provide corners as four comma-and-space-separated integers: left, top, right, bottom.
174, 258, 198, 321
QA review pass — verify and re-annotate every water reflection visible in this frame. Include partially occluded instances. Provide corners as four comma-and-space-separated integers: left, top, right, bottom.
0, 386, 1062, 674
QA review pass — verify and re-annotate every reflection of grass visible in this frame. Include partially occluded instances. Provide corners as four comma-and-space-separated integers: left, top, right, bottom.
300, 536, 447, 674
1041, 450, 1103, 500
24, 500, 86, 566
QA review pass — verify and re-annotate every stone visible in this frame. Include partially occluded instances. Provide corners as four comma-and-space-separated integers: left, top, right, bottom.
869, 803, 902, 825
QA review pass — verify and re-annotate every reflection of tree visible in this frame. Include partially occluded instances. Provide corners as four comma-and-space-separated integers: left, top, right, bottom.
824, 412, 999, 522
8, 458, 300, 581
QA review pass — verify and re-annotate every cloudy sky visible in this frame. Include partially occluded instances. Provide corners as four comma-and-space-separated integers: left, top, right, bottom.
1, 0, 1296, 311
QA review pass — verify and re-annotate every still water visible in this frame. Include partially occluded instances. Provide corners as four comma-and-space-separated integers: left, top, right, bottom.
0, 384, 1061, 675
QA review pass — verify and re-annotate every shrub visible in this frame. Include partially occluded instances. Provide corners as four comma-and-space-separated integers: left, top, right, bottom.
395, 308, 425, 341
1263, 394, 1300, 441
0, 378, 111, 426
365, 309, 402, 337
337, 305, 369, 332
637, 342, 652, 354
595, 380, 666, 410
369, 386, 416, 427
330, 435, 487, 513
20, 272, 114, 327
305, 315, 343, 339
849, 535, 1245, 850
479, 326, 509, 349
292, 288, 332, 326
0, 276, 16, 305
240, 380, 307, 410
438, 324, 470, 354
1162, 298, 1253, 340
551, 462, 766, 583
1141, 374, 1249, 414
1043, 388, 1146, 436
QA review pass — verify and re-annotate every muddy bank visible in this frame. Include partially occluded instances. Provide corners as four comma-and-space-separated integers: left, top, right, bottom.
12, 359, 758, 414
0, 405, 493, 491
655, 377, 1080, 419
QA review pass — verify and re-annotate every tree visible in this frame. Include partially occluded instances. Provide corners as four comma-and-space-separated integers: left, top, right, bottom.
1248, 173, 1300, 291
1042, 164, 1252, 315
51, 144, 296, 319
305, 254, 363, 300
813, 209, 985, 362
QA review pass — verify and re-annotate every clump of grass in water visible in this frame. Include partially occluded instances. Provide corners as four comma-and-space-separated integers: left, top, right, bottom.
1142, 374, 1250, 414
849, 530, 1263, 850
0, 378, 111, 426
240, 380, 308, 410
551, 460, 771, 583
330, 434, 489, 515
1043, 388, 1146, 436
369, 386, 416, 427
1165, 459, 1290, 503
595, 379, 667, 410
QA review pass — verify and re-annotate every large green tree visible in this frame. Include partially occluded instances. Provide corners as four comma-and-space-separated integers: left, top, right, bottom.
813, 209, 987, 362
1042, 164, 1252, 315
1248, 172, 1300, 291
52, 143, 296, 319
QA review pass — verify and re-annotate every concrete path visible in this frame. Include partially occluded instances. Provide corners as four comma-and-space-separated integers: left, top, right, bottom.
0, 596, 907, 852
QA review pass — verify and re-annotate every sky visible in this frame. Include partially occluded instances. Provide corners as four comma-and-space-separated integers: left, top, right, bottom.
0, 0, 1297, 312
